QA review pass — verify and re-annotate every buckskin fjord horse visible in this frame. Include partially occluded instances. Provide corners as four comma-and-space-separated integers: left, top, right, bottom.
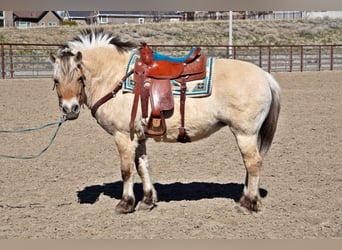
50, 29, 281, 214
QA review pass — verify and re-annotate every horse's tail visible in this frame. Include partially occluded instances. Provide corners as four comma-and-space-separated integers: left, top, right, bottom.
258, 73, 281, 156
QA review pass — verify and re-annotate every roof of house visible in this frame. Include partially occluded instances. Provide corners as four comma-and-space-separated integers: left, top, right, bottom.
13, 11, 62, 21
64, 11, 93, 18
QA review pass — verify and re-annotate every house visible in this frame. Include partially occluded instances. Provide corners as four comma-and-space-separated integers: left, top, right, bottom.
60, 11, 92, 25
60, 11, 183, 25
0, 11, 62, 28
0, 11, 13, 27
88, 11, 183, 24
244, 11, 342, 20
91, 11, 183, 24
13, 11, 62, 28
305, 11, 342, 19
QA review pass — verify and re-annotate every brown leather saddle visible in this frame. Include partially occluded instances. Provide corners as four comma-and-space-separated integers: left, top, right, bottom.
129, 42, 207, 142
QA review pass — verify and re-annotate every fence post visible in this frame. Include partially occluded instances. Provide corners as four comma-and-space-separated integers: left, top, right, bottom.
267, 46, 271, 73
289, 46, 293, 72
1, 44, 4, 79
330, 45, 334, 71
300, 45, 304, 72
9, 45, 13, 78
259, 47, 262, 68
318, 45, 321, 71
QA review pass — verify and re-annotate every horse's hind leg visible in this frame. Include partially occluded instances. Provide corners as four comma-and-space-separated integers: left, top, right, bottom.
135, 140, 158, 211
234, 133, 263, 212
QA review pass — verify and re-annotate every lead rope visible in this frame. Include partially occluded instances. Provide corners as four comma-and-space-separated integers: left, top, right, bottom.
0, 116, 66, 159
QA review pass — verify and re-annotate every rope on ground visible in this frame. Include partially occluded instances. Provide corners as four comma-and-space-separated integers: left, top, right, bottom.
0, 116, 66, 160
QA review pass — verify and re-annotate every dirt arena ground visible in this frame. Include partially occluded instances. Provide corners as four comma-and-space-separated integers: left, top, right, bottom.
0, 71, 341, 239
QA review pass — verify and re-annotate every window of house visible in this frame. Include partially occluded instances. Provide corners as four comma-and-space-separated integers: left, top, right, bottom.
138, 18, 144, 24
15, 21, 31, 28
41, 22, 45, 27
48, 22, 57, 26
0, 12, 4, 27
100, 16, 108, 24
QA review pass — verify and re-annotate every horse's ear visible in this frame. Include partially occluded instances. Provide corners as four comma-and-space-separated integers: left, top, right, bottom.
49, 53, 56, 64
75, 51, 82, 63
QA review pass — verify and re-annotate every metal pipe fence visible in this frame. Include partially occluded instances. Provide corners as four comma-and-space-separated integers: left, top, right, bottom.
151, 44, 342, 72
1, 43, 342, 79
0, 43, 59, 79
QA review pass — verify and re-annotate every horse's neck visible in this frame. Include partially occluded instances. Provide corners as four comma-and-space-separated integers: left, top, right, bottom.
82, 48, 132, 107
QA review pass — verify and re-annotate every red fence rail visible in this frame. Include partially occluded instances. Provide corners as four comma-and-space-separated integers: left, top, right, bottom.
1, 43, 342, 79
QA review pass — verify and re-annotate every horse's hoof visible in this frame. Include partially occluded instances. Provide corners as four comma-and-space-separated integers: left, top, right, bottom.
115, 197, 135, 214
137, 200, 157, 211
136, 190, 158, 211
239, 195, 262, 212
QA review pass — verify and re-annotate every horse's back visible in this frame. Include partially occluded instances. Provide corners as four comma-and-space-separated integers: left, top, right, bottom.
212, 58, 271, 95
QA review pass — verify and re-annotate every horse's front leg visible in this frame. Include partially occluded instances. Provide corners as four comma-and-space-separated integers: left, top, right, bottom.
135, 140, 158, 211
114, 132, 137, 214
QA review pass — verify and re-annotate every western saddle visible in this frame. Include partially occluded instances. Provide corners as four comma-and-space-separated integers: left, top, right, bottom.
129, 42, 207, 143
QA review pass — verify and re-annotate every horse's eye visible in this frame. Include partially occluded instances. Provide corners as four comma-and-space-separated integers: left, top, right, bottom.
52, 79, 59, 90
77, 77, 84, 83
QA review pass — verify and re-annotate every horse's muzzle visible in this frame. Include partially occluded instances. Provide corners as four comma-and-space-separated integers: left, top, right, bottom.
61, 103, 80, 120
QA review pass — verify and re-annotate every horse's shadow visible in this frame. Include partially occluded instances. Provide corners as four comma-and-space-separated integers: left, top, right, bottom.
77, 181, 268, 204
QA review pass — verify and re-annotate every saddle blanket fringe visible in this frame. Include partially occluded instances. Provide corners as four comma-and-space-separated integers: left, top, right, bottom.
123, 54, 214, 97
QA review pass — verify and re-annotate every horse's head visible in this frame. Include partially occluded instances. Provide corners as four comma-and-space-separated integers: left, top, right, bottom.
50, 47, 86, 120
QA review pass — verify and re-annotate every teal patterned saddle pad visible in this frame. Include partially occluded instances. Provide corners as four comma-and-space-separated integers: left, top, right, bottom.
123, 54, 214, 97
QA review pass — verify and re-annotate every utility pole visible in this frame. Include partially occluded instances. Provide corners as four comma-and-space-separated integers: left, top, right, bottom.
228, 11, 233, 59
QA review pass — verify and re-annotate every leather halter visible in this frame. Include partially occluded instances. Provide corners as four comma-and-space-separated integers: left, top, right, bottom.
90, 69, 134, 118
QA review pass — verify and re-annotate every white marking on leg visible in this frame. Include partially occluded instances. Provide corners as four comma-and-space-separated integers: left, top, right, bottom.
248, 175, 260, 198
139, 155, 157, 201
139, 155, 153, 192
122, 169, 134, 198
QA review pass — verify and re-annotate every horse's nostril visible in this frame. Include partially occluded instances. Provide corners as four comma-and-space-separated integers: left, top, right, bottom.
72, 104, 80, 114
62, 106, 68, 114
62, 104, 80, 115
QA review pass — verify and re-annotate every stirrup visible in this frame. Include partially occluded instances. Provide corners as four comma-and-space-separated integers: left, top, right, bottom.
145, 112, 167, 136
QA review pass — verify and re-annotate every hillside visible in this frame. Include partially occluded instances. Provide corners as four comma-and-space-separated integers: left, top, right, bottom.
1, 18, 342, 45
